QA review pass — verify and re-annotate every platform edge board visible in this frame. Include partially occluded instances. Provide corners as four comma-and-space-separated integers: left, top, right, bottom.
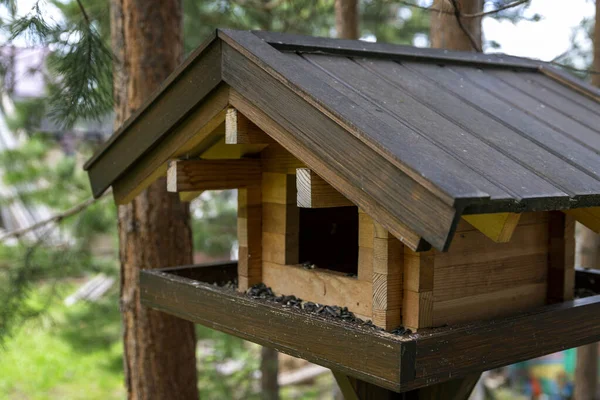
407, 294, 600, 391
141, 264, 600, 393
140, 267, 410, 392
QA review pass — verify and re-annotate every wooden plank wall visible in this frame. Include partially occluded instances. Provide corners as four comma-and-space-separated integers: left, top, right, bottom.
430, 212, 550, 327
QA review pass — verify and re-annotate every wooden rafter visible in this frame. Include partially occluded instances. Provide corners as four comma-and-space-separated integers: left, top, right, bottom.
225, 107, 275, 145
462, 213, 521, 243
296, 168, 354, 208
167, 159, 261, 192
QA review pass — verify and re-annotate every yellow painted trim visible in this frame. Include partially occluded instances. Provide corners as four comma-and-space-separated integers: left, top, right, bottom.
564, 207, 600, 233
462, 213, 521, 243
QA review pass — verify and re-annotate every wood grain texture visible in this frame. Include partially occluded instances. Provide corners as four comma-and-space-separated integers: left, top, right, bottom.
251, 30, 540, 70
141, 266, 409, 391
358, 210, 374, 282
226, 107, 275, 145
221, 32, 465, 251
262, 262, 373, 317
238, 185, 262, 290
142, 263, 600, 392
296, 168, 354, 208
112, 86, 229, 205
226, 83, 433, 252
86, 38, 223, 197
547, 212, 575, 303
403, 249, 434, 331
565, 207, 600, 233
461, 213, 521, 243
167, 159, 261, 192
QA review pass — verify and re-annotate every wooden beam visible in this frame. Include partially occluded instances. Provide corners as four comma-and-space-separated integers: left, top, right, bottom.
296, 168, 354, 208
403, 249, 434, 331
358, 209, 374, 283
225, 107, 275, 145
461, 213, 521, 243
228, 79, 433, 252
167, 159, 261, 192
238, 185, 262, 291
564, 207, 600, 233
112, 85, 229, 205
371, 222, 403, 331
547, 211, 575, 303
142, 264, 600, 393
262, 262, 373, 317
179, 191, 203, 202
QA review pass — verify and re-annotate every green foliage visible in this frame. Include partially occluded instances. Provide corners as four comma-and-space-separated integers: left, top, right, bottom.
191, 191, 237, 257
2, 0, 113, 128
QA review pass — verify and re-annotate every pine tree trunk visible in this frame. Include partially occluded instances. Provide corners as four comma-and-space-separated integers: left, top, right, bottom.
574, 3, 600, 399
335, 0, 359, 39
430, 0, 483, 51
110, 1, 199, 399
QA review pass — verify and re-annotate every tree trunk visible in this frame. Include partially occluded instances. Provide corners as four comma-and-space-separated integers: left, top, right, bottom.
335, 0, 359, 39
430, 0, 483, 51
110, 1, 199, 399
574, 4, 600, 399
260, 347, 279, 400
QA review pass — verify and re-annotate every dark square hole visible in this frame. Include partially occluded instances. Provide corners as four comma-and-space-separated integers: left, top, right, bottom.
298, 206, 358, 275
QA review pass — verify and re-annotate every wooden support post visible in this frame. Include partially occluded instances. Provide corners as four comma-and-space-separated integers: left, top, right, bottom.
332, 372, 480, 400
296, 168, 354, 208
238, 185, 262, 291
403, 249, 434, 331
565, 207, 600, 233
226, 107, 275, 145
371, 221, 403, 330
167, 159, 261, 192
358, 209, 374, 283
462, 212, 521, 243
547, 211, 575, 303
262, 172, 299, 265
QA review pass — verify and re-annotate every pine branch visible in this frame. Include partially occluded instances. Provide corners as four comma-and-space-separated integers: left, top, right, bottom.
396, 0, 529, 18
0, 190, 110, 242
76, 0, 91, 25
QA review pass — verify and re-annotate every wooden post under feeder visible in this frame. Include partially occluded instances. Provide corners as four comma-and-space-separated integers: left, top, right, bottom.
84, 30, 600, 398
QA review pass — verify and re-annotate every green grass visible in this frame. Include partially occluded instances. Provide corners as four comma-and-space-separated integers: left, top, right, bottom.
0, 282, 332, 400
0, 283, 125, 400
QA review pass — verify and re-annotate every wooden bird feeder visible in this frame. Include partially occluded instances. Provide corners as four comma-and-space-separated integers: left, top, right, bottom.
85, 30, 600, 396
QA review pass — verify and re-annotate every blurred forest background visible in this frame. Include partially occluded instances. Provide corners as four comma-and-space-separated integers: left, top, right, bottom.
0, 0, 597, 399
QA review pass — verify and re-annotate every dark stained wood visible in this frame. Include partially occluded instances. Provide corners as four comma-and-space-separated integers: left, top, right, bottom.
491, 69, 600, 134
409, 295, 600, 391
220, 36, 462, 251
140, 267, 411, 392
85, 29, 600, 252
219, 30, 487, 207
357, 59, 600, 202
141, 264, 600, 393
252, 30, 541, 70
540, 64, 600, 103
85, 37, 222, 197
450, 65, 600, 155
524, 71, 600, 114
304, 54, 576, 204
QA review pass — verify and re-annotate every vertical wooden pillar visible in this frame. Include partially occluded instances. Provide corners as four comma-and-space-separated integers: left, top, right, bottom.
261, 172, 299, 265
371, 221, 403, 330
403, 249, 434, 331
238, 184, 262, 291
358, 209, 374, 282
547, 211, 575, 303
